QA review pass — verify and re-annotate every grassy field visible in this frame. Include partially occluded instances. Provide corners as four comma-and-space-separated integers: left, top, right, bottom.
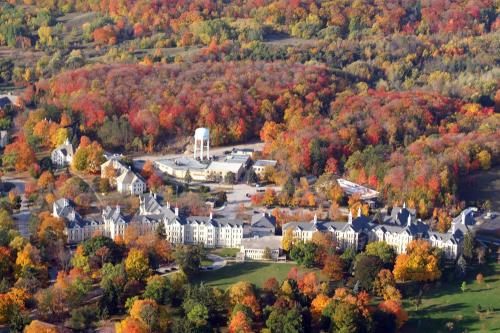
192, 262, 313, 289
403, 262, 500, 333
201, 259, 214, 267
208, 247, 241, 258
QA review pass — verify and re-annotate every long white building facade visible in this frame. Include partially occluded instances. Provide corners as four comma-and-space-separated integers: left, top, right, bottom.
55, 193, 244, 248
283, 205, 478, 259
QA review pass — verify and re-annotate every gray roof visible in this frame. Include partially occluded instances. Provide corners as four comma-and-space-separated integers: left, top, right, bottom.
186, 215, 244, 228
225, 154, 251, 165
102, 206, 130, 224
384, 206, 416, 225
254, 160, 277, 167
232, 148, 254, 153
251, 213, 276, 229
116, 169, 144, 186
155, 157, 208, 171
139, 193, 180, 222
241, 235, 282, 250
53, 140, 74, 157
54, 198, 101, 228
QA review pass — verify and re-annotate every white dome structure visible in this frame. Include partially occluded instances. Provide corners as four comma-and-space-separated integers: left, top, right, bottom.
194, 127, 210, 160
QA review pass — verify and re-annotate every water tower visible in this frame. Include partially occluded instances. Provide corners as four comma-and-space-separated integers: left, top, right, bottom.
194, 127, 210, 160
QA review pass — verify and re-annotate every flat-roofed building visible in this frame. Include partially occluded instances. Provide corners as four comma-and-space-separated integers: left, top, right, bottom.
240, 235, 282, 260
154, 157, 208, 181
232, 147, 254, 156
252, 160, 277, 177
206, 160, 245, 181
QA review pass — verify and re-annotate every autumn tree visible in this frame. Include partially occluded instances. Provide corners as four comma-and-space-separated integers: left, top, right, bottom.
72, 141, 105, 174
125, 248, 151, 282
24, 320, 60, 333
322, 254, 344, 281
364, 241, 396, 265
378, 300, 408, 329
2, 136, 36, 171
282, 229, 294, 252
228, 281, 255, 306
229, 310, 253, 333
393, 240, 441, 282
311, 294, 331, 324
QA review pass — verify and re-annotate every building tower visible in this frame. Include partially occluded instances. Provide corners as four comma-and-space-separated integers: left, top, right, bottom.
194, 128, 210, 160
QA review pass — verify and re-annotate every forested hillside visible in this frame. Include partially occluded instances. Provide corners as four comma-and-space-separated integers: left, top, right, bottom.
1, 0, 499, 213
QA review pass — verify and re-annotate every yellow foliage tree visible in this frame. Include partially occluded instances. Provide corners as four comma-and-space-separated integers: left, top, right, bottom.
115, 316, 148, 333
282, 228, 294, 252
393, 240, 441, 282
125, 248, 151, 282
228, 281, 254, 306
37, 26, 53, 46
24, 320, 60, 333
310, 294, 331, 323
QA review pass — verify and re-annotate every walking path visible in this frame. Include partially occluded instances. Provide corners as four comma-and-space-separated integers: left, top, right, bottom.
204, 254, 227, 270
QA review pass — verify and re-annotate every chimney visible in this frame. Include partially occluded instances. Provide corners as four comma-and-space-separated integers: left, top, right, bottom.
451, 222, 456, 234
357, 206, 362, 217
407, 214, 412, 226
461, 211, 466, 224
116, 205, 120, 214
209, 211, 213, 220
166, 201, 170, 209
175, 206, 179, 217
348, 210, 353, 224
403, 201, 406, 209
262, 212, 266, 217
313, 213, 317, 224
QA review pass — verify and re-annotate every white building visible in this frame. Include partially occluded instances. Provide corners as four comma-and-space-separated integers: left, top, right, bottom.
240, 235, 282, 260
154, 157, 208, 181
101, 158, 145, 195
283, 205, 478, 259
0, 93, 21, 109
206, 160, 245, 182
101, 158, 128, 176
116, 170, 146, 195
337, 178, 380, 201
53, 198, 105, 243
232, 148, 254, 156
51, 139, 74, 167
283, 208, 372, 251
252, 160, 277, 177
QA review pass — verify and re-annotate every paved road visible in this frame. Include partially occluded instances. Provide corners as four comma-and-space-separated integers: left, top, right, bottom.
3, 176, 32, 237
13, 209, 30, 237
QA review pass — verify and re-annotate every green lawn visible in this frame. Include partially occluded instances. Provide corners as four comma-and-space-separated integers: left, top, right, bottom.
208, 247, 240, 258
403, 262, 500, 333
192, 262, 315, 289
201, 259, 214, 267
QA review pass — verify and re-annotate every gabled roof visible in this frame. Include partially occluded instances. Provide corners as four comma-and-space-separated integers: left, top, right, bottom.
186, 216, 244, 228
385, 206, 416, 226
54, 198, 103, 229
53, 139, 74, 157
116, 169, 145, 187
102, 206, 130, 224
251, 213, 276, 229
139, 193, 181, 222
